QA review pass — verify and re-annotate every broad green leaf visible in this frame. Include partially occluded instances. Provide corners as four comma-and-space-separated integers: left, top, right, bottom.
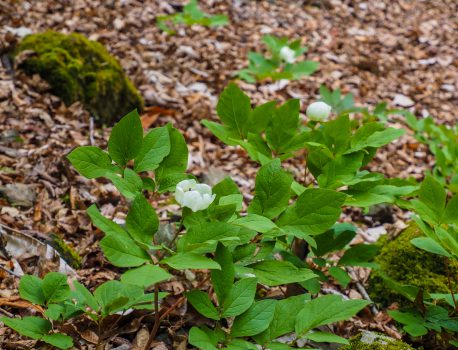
202, 120, 241, 146
404, 323, 428, 337
225, 339, 259, 349
221, 278, 257, 317
419, 176, 446, 219
289, 61, 319, 79
265, 99, 300, 153
256, 294, 309, 343
247, 260, 316, 286
106, 168, 142, 200
339, 244, 379, 267
126, 194, 159, 244
410, 237, 451, 257
445, 195, 458, 225
42, 333, 73, 349
277, 188, 345, 237
188, 327, 218, 350
312, 223, 356, 256
248, 159, 293, 219
328, 267, 351, 288
100, 235, 151, 267
156, 125, 188, 177
321, 115, 351, 155
217, 83, 251, 137
161, 252, 220, 270
94, 281, 130, 316
87, 204, 130, 239
303, 331, 348, 344
44, 304, 65, 320
211, 243, 234, 305
108, 109, 143, 166
246, 101, 277, 134
317, 153, 364, 189
231, 214, 278, 233
42, 272, 70, 304
295, 295, 370, 335
0, 316, 51, 340
134, 126, 170, 172
19, 275, 45, 305
157, 172, 192, 193
186, 290, 220, 320
72, 281, 99, 311
346, 123, 405, 154
67, 146, 113, 179
231, 299, 277, 337
121, 264, 172, 288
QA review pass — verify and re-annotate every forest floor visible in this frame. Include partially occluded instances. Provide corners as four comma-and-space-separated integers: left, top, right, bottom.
0, 0, 457, 349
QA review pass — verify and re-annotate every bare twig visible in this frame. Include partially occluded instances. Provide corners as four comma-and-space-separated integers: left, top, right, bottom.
445, 258, 458, 312
0, 264, 21, 278
89, 116, 95, 146
346, 266, 379, 315
144, 284, 161, 350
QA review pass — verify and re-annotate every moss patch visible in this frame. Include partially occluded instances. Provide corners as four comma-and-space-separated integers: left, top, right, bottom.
14, 31, 143, 124
369, 223, 458, 307
340, 332, 414, 350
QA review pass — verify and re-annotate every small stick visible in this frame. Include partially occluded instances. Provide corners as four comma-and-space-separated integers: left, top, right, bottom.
445, 258, 457, 312
89, 117, 95, 146
0, 264, 21, 278
144, 284, 160, 350
346, 266, 379, 315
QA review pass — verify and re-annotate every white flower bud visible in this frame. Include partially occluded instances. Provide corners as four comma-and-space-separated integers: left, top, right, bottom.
280, 46, 296, 64
175, 179, 216, 212
306, 101, 332, 121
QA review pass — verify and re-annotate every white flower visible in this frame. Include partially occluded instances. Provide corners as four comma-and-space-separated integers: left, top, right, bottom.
175, 179, 216, 212
306, 101, 332, 121
280, 46, 296, 64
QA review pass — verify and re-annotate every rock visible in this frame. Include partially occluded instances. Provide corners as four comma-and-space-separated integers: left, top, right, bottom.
393, 94, 414, 107
0, 183, 36, 207
14, 31, 143, 124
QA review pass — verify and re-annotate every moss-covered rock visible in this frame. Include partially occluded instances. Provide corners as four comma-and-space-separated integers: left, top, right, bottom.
340, 331, 414, 350
368, 223, 458, 307
14, 31, 143, 124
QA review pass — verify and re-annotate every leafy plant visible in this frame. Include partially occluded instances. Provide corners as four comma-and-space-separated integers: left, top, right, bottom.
157, 0, 228, 35
237, 35, 319, 83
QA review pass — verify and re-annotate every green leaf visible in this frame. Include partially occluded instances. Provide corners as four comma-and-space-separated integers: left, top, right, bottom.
42, 272, 70, 304
156, 125, 188, 177
216, 83, 251, 137
231, 214, 278, 233
100, 235, 151, 267
108, 109, 143, 166
346, 123, 405, 154
87, 204, 130, 239
93, 281, 130, 316
188, 327, 218, 350
0, 316, 51, 340
288, 61, 319, 79
121, 264, 172, 288
247, 260, 316, 286
126, 194, 159, 244
72, 281, 99, 311
186, 290, 220, 320
410, 237, 451, 257
231, 299, 277, 337
225, 339, 259, 349
295, 295, 370, 335
317, 153, 364, 189
107, 168, 142, 200
418, 176, 447, 220
277, 188, 345, 237
265, 99, 300, 153
67, 146, 113, 179
19, 275, 45, 305
134, 126, 171, 172
211, 243, 234, 306
161, 252, 220, 270
248, 159, 293, 219
246, 101, 277, 134
339, 244, 379, 267
202, 120, 241, 146
256, 294, 309, 342
445, 195, 458, 225
303, 331, 348, 344
44, 304, 65, 320
328, 267, 351, 288
221, 278, 257, 317
42, 333, 73, 349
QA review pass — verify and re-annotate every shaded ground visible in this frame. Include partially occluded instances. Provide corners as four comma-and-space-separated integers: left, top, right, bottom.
0, 0, 457, 349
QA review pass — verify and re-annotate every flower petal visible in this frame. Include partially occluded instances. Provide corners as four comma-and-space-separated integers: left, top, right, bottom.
182, 190, 203, 212
194, 184, 212, 196
176, 179, 197, 191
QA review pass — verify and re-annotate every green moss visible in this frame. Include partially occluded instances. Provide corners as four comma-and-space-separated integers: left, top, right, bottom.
340, 332, 414, 350
369, 223, 458, 307
49, 233, 82, 269
14, 31, 143, 124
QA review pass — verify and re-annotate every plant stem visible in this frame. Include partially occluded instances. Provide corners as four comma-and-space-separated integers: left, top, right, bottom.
445, 257, 457, 312
144, 284, 160, 350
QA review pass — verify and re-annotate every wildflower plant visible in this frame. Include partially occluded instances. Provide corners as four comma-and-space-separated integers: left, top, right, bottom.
157, 0, 229, 35
2, 82, 437, 349
237, 35, 319, 83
